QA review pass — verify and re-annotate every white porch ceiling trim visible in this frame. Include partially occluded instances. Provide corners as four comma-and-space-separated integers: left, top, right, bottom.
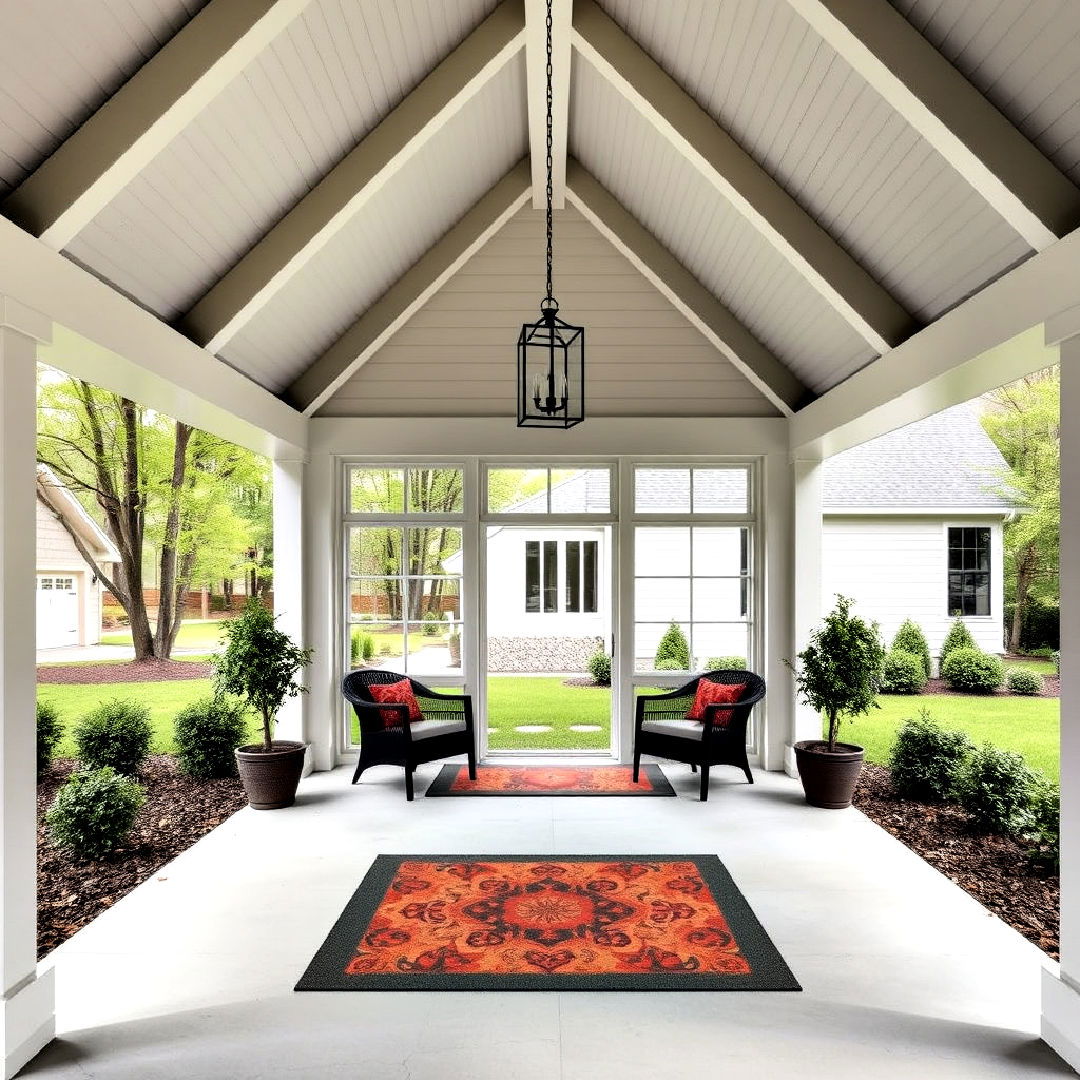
526, 0, 571, 209
178, 0, 527, 356
565, 160, 807, 416
287, 161, 532, 416
0, 217, 306, 459
783, 0, 1080, 250
1, 0, 311, 251
571, 0, 917, 357
789, 224, 1080, 460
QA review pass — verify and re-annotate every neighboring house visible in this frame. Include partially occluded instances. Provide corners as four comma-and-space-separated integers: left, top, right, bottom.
822, 403, 1017, 665
35, 465, 120, 649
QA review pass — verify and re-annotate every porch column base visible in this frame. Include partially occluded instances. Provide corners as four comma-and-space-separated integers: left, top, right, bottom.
783, 743, 799, 779
1042, 968, 1080, 1072
2, 969, 55, 1079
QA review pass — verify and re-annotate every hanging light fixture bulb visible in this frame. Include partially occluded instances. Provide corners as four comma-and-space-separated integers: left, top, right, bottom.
517, 0, 584, 428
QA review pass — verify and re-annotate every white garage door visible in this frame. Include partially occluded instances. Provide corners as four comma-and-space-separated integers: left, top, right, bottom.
36, 576, 79, 649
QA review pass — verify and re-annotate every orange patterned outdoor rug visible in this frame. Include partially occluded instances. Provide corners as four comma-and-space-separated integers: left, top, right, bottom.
295, 855, 800, 991
425, 764, 675, 797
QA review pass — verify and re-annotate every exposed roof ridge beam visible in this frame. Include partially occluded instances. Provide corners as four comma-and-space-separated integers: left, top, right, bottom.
783, 0, 1080, 249
572, 0, 917, 356
287, 160, 532, 416
178, 0, 526, 356
566, 160, 808, 416
526, 0, 571, 209
2, 0, 310, 249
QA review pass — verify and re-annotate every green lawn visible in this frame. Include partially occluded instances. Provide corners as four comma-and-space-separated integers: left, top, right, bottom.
487, 677, 611, 750
101, 619, 227, 650
1004, 656, 1057, 676
845, 694, 1060, 781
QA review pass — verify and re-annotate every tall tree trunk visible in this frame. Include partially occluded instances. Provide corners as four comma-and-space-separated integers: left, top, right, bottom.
1010, 546, 1038, 653
154, 422, 192, 659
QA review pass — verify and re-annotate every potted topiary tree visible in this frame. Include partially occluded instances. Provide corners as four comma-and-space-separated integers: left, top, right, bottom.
213, 598, 313, 810
787, 595, 886, 809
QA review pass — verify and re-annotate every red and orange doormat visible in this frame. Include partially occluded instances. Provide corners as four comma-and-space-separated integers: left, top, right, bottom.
295, 855, 800, 991
425, 764, 675, 797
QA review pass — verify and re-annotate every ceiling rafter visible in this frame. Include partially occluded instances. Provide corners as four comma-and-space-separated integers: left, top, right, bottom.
571, 0, 917, 357
783, 0, 1080, 250
177, 0, 527, 357
525, 0, 572, 209
1, 0, 310, 250
566, 160, 808, 416
286, 161, 532, 416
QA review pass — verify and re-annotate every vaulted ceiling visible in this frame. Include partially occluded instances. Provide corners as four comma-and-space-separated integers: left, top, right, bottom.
3, 0, 1079, 419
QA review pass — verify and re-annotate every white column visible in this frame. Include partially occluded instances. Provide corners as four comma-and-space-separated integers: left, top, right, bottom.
786, 457, 824, 776
1043, 330, 1080, 1069
0, 298, 55, 1078
271, 458, 309, 770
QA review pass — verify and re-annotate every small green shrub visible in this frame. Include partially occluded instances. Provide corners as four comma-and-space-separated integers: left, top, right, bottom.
1029, 646, 1056, 659
587, 650, 611, 685
36, 700, 63, 777
941, 648, 1004, 694
1005, 667, 1042, 696
880, 649, 928, 695
654, 622, 690, 669
887, 710, 972, 802
45, 767, 145, 860
958, 744, 1034, 835
421, 612, 442, 637
940, 619, 977, 668
173, 697, 250, 779
655, 659, 683, 671
704, 656, 745, 671
73, 699, 153, 774
891, 619, 931, 678
350, 626, 361, 664
1025, 776, 1060, 870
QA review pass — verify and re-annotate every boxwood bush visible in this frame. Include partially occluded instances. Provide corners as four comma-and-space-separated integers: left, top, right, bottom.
45, 767, 145, 860
880, 649, 928, 695
941, 648, 1005, 694
1026, 776, 1060, 870
891, 618, 931, 678
654, 622, 690, 669
1005, 667, 1042, 696
174, 696, 250, 779
958, 744, 1034, 836
73, 699, 153, 774
704, 656, 745, 671
587, 650, 611, 686
36, 700, 63, 777
940, 618, 977, 668
887, 711, 972, 802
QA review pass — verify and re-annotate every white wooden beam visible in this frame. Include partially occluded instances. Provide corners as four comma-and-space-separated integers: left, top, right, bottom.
572, 0, 916, 356
1, 0, 309, 250
287, 161, 532, 416
566, 160, 808, 416
789, 223, 1080, 460
178, 0, 526, 356
525, 0, 572, 209
783, 0, 1080, 250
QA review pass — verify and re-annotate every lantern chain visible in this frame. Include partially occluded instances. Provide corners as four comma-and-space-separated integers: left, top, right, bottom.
545, 0, 554, 307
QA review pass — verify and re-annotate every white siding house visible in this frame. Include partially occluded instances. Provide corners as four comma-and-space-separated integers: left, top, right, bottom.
35, 466, 120, 650
822, 404, 1016, 665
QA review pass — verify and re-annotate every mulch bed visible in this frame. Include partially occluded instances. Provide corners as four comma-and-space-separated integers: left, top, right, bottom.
37, 659, 213, 684
36, 756, 247, 959
853, 763, 1058, 959
921, 675, 1059, 698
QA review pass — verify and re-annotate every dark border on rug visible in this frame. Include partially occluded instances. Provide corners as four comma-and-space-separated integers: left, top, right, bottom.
424, 764, 676, 797
295, 854, 800, 992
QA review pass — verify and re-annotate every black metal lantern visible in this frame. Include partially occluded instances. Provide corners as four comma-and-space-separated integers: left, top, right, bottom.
517, 0, 584, 429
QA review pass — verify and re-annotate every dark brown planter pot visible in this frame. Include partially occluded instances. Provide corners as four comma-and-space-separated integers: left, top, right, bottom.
793, 740, 864, 809
235, 741, 307, 810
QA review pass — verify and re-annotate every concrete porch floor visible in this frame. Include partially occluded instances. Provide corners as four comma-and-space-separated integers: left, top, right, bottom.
24, 760, 1072, 1080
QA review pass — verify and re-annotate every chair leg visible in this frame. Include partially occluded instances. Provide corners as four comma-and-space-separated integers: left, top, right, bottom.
743, 763, 754, 784
632, 748, 641, 783
405, 766, 414, 802
351, 758, 368, 785
690, 763, 698, 773
699, 763, 710, 802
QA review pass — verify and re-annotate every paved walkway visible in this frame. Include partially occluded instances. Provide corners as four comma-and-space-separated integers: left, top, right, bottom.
24, 761, 1069, 1079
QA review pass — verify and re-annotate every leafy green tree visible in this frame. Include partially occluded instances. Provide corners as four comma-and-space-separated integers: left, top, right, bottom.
981, 369, 1059, 652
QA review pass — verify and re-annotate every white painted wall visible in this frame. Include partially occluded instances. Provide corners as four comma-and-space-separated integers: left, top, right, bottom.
35, 497, 103, 647
822, 514, 1006, 661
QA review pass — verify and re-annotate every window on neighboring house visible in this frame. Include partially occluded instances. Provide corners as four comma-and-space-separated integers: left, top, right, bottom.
525, 540, 598, 614
948, 527, 991, 616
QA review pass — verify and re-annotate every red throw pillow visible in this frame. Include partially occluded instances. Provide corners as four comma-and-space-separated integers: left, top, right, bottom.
686, 680, 747, 725
368, 679, 423, 728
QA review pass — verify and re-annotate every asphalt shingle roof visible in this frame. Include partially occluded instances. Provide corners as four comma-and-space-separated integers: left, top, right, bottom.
822, 403, 1016, 511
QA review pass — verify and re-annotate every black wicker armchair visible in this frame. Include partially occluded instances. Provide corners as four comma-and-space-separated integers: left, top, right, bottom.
633, 670, 766, 801
342, 669, 476, 801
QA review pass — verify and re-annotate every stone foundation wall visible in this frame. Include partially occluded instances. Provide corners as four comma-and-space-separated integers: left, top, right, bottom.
488, 636, 604, 672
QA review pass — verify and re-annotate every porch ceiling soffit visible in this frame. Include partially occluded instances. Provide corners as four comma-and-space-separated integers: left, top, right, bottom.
782, 0, 1080, 250
0, 0, 312, 250
571, 0, 918, 357
175, 0, 526, 357
526, 0, 571, 209
565, 160, 809, 417
788, 221, 1080, 460
286, 160, 532, 416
